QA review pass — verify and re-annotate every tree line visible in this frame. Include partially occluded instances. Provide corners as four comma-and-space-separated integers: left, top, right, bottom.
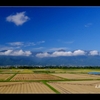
0, 66, 100, 69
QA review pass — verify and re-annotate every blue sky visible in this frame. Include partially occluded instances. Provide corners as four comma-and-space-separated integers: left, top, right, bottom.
0, 6, 100, 57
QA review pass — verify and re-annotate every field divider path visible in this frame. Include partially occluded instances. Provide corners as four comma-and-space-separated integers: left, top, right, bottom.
53, 84, 71, 94
42, 81, 61, 94
6, 71, 20, 81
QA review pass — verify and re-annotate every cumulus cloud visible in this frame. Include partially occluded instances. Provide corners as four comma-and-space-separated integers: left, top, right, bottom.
0, 49, 32, 56
89, 50, 99, 56
4, 50, 13, 55
6, 11, 30, 26
36, 52, 50, 58
36, 49, 86, 58
51, 51, 73, 57
73, 50, 86, 56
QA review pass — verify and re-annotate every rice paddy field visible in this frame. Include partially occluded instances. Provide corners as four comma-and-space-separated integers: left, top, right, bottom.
11, 73, 63, 81
0, 82, 55, 94
0, 74, 14, 81
0, 68, 100, 94
51, 73, 100, 80
47, 81, 100, 94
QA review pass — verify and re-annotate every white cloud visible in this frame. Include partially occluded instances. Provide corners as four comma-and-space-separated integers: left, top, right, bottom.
23, 41, 45, 46
4, 50, 13, 55
24, 42, 36, 47
36, 49, 86, 58
8, 42, 24, 46
85, 23, 92, 27
7, 41, 45, 48
89, 50, 99, 56
7, 42, 36, 47
6, 11, 30, 26
36, 52, 50, 58
0, 49, 32, 56
51, 51, 73, 57
73, 49, 86, 56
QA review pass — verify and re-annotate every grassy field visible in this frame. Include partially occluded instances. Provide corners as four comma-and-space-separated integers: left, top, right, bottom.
0, 68, 100, 94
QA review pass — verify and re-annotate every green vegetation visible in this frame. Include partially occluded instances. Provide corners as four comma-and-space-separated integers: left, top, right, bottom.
6, 73, 17, 81
1, 66, 100, 69
42, 80, 61, 94
33, 71, 55, 73
0, 68, 100, 74
0, 69, 19, 74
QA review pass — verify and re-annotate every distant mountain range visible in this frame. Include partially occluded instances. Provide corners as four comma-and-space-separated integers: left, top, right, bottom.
0, 50, 100, 66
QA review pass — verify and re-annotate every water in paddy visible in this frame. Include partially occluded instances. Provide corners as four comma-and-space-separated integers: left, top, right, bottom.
88, 72, 100, 75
